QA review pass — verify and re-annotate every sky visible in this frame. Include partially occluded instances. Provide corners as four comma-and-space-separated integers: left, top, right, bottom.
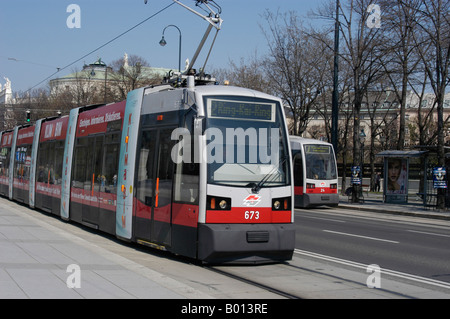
0, 0, 328, 93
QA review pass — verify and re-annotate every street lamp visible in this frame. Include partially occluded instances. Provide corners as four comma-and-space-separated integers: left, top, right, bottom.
359, 128, 366, 185
331, 0, 340, 155
159, 25, 182, 73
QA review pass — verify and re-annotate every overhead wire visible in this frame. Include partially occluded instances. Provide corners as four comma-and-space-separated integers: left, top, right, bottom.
0, 56, 58, 70
24, 1, 175, 93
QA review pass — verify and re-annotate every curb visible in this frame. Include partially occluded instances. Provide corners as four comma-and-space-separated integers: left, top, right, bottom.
337, 202, 450, 221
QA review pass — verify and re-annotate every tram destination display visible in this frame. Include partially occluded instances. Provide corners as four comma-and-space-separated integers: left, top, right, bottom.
208, 99, 275, 122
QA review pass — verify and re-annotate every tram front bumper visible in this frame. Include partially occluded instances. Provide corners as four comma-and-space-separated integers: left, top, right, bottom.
301, 193, 339, 207
198, 223, 295, 264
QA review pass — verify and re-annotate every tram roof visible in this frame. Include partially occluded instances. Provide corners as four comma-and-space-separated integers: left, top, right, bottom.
192, 84, 279, 100
289, 136, 330, 145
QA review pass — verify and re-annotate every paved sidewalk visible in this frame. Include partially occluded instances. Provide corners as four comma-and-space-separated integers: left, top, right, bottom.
0, 198, 211, 299
338, 193, 450, 221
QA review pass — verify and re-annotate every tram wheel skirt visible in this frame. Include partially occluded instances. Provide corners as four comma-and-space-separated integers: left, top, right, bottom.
198, 223, 295, 264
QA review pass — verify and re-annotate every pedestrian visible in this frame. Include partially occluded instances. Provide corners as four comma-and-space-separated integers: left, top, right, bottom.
375, 172, 381, 192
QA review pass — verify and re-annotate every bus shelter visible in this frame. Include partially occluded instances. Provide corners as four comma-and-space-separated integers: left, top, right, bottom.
376, 150, 428, 204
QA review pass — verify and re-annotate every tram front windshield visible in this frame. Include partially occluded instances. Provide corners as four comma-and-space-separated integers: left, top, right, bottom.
205, 96, 290, 188
304, 144, 337, 180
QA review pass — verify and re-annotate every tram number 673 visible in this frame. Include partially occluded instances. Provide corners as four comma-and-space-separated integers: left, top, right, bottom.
245, 211, 260, 220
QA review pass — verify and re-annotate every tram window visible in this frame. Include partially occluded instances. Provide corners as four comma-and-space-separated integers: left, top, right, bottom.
47, 142, 55, 184
14, 146, 32, 181
37, 143, 48, 183
0, 147, 10, 177
84, 141, 94, 190
93, 136, 104, 192
37, 141, 64, 185
38, 142, 54, 184
173, 133, 199, 204
136, 131, 156, 204
54, 141, 65, 185
304, 150, 337, 180
102, 142, 119, 193
158, 130, 174, 180
174, 162, 199, 204
155, 129, 176, 208
72, 138, 88, 189
107, 119, 121, 132
105, 132, 120, 144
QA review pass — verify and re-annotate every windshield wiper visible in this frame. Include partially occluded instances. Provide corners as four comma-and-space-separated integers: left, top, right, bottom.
251, 156, 287, 193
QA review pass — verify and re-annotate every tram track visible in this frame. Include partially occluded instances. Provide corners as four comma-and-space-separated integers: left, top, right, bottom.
201, 248, 450, 299
204, 265, 303, 299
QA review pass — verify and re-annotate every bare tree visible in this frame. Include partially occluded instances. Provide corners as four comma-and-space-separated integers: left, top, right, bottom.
320, 0, 384, 201
213, 53, 271, 93
261, 10, 326, 135
378, 0, 423, 150
110, 54, 160, 100
411, 0, 450, 209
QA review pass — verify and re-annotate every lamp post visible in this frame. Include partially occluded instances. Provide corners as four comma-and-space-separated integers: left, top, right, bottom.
359, 128, 366, 201
331, 0, 340, 156
160, 25, 182, 73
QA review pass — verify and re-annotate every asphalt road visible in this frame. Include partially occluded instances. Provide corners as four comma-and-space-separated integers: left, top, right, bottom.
294, 207, 450, 283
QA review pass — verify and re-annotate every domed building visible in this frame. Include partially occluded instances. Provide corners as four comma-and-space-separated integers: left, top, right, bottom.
49, 54, 172, 104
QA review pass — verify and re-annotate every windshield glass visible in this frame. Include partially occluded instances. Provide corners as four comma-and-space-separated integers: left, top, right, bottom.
205, 96, 290, 188
304, 144, 337, 180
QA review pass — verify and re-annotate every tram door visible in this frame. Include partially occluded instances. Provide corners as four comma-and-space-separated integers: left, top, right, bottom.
135, 127, 175, 246
82, 135, 104, 227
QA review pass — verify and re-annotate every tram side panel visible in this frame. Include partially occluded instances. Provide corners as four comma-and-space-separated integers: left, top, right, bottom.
34, 116, 69, 215
0, 131, 13, 197
12, 125, 36, 205
120, 88, 200, 258
116, 89, 144, 241
28, 119, 41, 209
61, 108, 79, 220
170, 116, 200, 259
68, 101, 126, 234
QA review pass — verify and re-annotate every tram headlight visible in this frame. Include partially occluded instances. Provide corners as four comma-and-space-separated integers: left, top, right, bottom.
207, 195, 231, 210
219, 200, 228, 209
272, 197, 291, 211
273, 200, 281, 210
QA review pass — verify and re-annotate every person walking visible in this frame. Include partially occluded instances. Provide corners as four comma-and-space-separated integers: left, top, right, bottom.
375, 172, 381, 192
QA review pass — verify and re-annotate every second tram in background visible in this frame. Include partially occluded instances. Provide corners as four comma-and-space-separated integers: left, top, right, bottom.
290, 136, 339, 208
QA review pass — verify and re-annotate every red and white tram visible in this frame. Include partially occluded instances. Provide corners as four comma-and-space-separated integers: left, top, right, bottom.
290, 136, 339, 208
1, 78, 295, 263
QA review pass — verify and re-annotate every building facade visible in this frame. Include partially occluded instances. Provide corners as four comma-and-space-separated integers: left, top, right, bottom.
302, 90, 450, 149
0, 78, 12, 105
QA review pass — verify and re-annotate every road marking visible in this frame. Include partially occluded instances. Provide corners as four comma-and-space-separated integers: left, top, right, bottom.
407, 230, 450, 238
294, 249, 450, 290
323, 230, 399, 244
298, 215, 346, 223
